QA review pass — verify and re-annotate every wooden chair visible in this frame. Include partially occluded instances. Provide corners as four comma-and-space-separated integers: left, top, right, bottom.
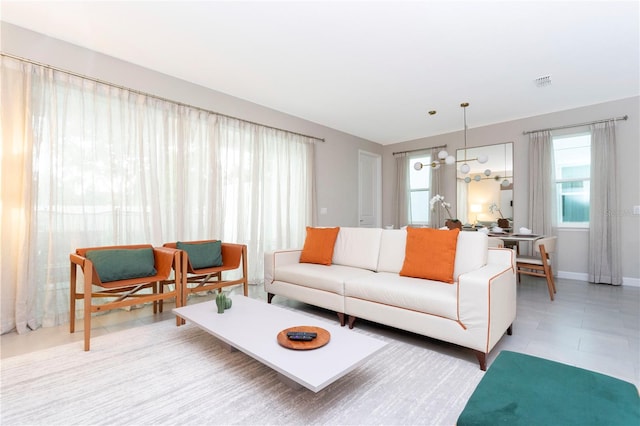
70, 244, 182, 351
163, 240, 248, 313
516, 236, 557, 301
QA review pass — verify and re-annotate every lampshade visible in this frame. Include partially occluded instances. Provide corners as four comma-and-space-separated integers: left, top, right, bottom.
460, 163, 470, 174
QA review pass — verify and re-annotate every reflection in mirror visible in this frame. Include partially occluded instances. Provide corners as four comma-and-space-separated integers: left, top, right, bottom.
456, 142, 513, 229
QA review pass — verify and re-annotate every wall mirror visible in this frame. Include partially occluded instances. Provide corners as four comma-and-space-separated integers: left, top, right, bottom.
456, 142, 513, 228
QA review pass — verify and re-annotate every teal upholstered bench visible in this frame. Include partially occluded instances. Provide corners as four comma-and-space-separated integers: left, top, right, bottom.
458, 350, 640, 426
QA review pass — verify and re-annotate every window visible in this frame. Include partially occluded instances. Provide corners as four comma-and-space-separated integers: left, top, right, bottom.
408, 155, 432, 224
553, 133, 591, 227
2, 55, 314, 331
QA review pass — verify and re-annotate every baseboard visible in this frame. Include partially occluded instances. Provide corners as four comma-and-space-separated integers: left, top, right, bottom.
557, 271, 640, 287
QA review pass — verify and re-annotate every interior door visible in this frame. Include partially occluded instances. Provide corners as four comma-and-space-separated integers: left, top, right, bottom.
358, 150, 381, 228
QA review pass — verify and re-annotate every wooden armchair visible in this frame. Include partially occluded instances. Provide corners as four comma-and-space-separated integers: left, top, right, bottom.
70, 244, 182, 351
163, 240, 248, 310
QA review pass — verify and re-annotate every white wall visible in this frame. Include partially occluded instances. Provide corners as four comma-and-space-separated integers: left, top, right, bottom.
383, 96, 640, 284
1, 22, 382, 229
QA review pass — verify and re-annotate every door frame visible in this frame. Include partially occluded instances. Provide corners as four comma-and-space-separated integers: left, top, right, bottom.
358, 150, 382, 228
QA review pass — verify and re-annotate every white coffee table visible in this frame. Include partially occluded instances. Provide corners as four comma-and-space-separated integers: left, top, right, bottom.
173, 295, 387, 392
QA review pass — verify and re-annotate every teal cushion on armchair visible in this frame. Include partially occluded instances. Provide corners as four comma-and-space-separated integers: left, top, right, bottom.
177, 241, 223, 269
85, 248, 157, 282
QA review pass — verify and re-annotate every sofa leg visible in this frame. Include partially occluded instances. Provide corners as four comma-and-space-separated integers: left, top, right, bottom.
347, 315, 357, 329
267, 293, 274, 304
507, 324, 513, 335
474, 350, 487, 371
336, 312, 345, 326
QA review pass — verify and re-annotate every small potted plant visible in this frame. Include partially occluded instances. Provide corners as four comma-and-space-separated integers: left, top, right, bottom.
431, 194, 461, 230
489, 202, 510, 229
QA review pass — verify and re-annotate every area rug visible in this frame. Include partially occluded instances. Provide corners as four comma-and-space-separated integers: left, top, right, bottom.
457, 350, 640, 426
1, 317, 484, 425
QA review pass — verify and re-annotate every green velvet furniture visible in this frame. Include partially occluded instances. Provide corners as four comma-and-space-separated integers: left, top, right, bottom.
458, 350, 640, 425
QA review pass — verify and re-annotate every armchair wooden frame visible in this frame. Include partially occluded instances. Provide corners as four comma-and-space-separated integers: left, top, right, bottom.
163, 241, 248, 314
70, 244, 182, 351
516, 236, 557, 301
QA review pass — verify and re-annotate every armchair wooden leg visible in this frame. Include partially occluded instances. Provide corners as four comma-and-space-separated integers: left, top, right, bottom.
83, 264, 93, 351
70, 263, 76, 333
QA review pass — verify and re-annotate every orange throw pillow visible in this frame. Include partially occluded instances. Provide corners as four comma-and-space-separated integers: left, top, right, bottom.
399, 227, 460, 283
299, 227, 340, 265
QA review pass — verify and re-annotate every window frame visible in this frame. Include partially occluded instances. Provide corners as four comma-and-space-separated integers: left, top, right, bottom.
408, 154, 432, 225
552, 131, 591, 229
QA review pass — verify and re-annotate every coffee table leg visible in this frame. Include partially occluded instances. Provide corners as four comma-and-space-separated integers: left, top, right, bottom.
277, 373, 303, 390
219, 341, 239, 353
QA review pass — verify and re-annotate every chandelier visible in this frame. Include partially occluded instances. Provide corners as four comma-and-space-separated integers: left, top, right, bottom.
413, 102, 489, 174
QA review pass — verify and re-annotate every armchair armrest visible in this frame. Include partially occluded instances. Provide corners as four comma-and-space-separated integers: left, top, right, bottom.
220, 243, 245, 269
152, 247, 181, 278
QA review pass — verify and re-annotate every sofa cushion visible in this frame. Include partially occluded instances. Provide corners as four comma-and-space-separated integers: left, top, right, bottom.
299, 227, 340, 265
177, 240, 222, 269
332, 227, 383, 270
344, 272, 458, 320
378, 229, 489, 281
377, 229, 407, 273
400, 228, 459, 283
85, 248, 157, 283
275, 263, 374, 295
453, 232, 488, 279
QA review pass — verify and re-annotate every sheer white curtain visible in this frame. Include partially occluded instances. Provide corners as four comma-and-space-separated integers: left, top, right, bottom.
0, 56, 315, 334
588, 121, 622, 285
1, 57, 40, 333
528, 131, 556, 237
211, 117, 315, 280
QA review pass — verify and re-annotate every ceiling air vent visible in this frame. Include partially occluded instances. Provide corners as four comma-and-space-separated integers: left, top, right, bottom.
534, 75, 552, 87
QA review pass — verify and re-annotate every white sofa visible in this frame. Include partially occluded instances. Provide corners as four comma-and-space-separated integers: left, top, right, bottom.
264, 227, 516, 370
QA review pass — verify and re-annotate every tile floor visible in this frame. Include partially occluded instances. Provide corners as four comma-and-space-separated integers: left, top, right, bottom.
2, 276, 638, 387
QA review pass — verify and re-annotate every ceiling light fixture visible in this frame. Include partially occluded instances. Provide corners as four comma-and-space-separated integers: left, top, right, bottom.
413, 102, 489, 173
457, 102, 488, 176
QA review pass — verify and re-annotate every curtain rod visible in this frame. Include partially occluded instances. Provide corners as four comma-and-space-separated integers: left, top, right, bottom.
523, 115, 628, 135
392, 144, 447, 156
1, 52, 325, 143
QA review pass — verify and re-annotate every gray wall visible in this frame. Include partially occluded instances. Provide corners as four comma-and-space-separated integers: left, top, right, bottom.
3, 23, 638, 283
383, 96, 640, 284
1, 22, 382, 228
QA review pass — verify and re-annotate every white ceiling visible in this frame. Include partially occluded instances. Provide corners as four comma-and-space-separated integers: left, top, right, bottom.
2, 1, 638, 144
